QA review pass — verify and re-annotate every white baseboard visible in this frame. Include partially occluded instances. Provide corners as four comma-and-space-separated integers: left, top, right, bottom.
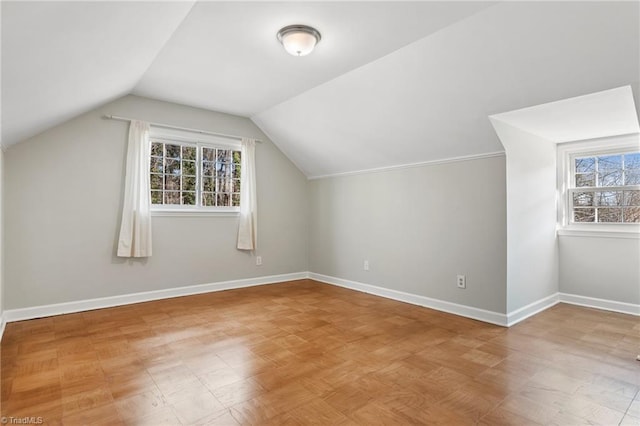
309, 273, 640, 327
3, 272, 308, 323
506, 293, 560, 327
559, 292, 640, 316
4, 271, 636, 330
0, 314, 6, 342
503, 292, 639, 326
308, 272, 508, 327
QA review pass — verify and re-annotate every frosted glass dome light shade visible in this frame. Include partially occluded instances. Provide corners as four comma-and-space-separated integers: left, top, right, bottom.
277, 25, 321, 57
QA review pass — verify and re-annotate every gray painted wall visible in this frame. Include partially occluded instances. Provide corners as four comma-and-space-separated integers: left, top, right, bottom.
308, 155, 508, 314
559, 236, 640, 304
2, 93, 636, 320
0, 149, 4, 319
4, 95, 308, 309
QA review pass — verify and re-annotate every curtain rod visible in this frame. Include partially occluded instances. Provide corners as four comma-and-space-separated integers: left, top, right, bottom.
103, 114, 262, 143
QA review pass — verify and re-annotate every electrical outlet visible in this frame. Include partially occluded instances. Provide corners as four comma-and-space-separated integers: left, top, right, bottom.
256, 256, 262, 266
364, 260, 369, 271
457, 275, 466, 289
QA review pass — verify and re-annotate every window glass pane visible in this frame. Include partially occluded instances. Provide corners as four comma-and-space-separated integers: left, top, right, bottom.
625, 153, 640, 170
596, 155, 623, 187
624, 171, 640, 185
623, 190, 640, 206
597, 191, 622, 206
216, 162, 229, 178
151, 191, 163, 204
573, 192, 594, 207
182, 176, 196, 191
202, 177, 214, 192
150, 174, 163, 190
202, 147, 215, 161
202, 192, 215, 206
164, 191, 180, 205
165, 159, 181, 176
218, 179, 231, 192
151, 142, 163, 156
598, 155, 622, 170
202, 161, 214, 177
182, 160, 196, 176
183, 146, 196, 161
164, 175, 180, 191
576, 173, 595, 187
217, 193, 230, 206
574, 208, 595, 222
598, 170, 623, 186
150, 157, 163, 173
217, 149, 231, 162
149, 141, 240, 209
166, 144, 181, 159
575, 157, 595, 173
597, 208, 622, 223
182, 192, 196, 205
569, 151, 639, 227
623, 207, 640, 223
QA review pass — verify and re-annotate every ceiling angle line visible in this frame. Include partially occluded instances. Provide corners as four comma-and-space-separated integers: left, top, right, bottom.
103, 114, 263, 143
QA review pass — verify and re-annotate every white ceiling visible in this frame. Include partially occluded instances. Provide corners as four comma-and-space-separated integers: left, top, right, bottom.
490, 86, 640, 144
253, 1, 640, 177
1, 1, 195, 146
133, 1, 494, 116
2, 1, 639, 178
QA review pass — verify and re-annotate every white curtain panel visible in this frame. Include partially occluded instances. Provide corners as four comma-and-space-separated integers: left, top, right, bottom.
237, 138, 257, 250
117, 120, 153, 257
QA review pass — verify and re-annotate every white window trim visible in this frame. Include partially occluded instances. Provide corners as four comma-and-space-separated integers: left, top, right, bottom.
149, 126, 242, 215
557, 133, 640, 238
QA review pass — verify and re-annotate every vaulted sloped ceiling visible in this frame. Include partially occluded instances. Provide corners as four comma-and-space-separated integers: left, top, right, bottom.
253, 1, 640, 177
1, 1, 196, 146
132, 1, 494, 116
2, 1, 639, 178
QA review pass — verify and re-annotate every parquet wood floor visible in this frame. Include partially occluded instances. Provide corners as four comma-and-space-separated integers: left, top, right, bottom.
1, 279, 638, 425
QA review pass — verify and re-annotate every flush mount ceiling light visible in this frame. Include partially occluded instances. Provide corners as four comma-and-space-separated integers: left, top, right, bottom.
277, 25, 321, 57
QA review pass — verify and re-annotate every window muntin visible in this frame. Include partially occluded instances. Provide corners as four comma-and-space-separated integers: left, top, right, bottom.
570, 151, 640, 224
150, 139, 241, 210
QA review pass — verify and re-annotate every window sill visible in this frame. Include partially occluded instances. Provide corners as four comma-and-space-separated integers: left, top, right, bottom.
151, 209, 239, 217
557, 228, 640, 239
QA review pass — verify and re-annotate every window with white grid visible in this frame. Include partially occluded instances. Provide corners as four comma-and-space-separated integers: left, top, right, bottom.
570, 151, 640, 224
148, 128, 241, 213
